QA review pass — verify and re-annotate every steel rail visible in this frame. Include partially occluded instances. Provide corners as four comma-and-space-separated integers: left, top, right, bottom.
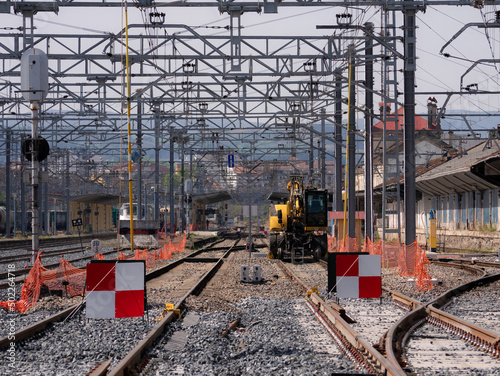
429, 260, 487, 277
429, 257, 500, 270
0, 248, 118, 280
385, 271, 500, 369
0, 245, 86, 263
279, 260, 404, 376
107, 239, 239, 376
383, 288, 423, 312
0, 236, 220, 287
0, 238, 228, 352
0, 304, 80, 351
426, 307, 500, 357
0, 233, 115, 251
86, 361, 111, 376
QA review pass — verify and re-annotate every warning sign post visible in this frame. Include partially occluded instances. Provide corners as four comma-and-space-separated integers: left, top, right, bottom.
86, 260, 146, 319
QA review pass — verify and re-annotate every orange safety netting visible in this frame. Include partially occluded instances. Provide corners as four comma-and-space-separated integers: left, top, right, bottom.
156, 243, 172, 260
0, 234, 188, 313
328, 235, 433, 292
41, 258, 86, 297
327, 235, 336, 253
329, 236, 359, 253
414, 243, 433, 292
133, 249, 156, 269
170, 234, 186, 252
0, 256, 43, 313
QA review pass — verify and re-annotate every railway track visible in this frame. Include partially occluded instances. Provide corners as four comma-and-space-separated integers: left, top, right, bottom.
0, 245, 87, 264
0, 246, 120, 291
280, 255, 500, 375
0, 233, 116, 252
0, 237, 227, 375
1, 233, 499, 375
384, 259, 500, 375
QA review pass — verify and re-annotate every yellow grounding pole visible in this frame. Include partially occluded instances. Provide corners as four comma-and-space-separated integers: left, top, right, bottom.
125, 2, 134, 253
342, 59, 353, 247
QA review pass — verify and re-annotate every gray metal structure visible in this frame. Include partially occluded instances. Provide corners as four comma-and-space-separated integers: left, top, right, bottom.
0, 0, 499, 242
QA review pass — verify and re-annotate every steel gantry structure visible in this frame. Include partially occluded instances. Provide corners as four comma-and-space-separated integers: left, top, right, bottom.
1, 0, 500, 244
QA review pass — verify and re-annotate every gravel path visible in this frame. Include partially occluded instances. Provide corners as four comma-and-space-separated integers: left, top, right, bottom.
0, 307, 156, 376
380, 262, 481, 302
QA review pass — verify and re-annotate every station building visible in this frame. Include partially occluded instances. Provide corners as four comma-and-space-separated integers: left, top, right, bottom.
69, 194, 122, 233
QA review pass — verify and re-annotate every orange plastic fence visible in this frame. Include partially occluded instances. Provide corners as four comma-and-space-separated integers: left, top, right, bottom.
328, 235, 433, 292
327, 235, 359, 253
42, 258, 86, 297
0, 234, 188, 313
0, 256, 43, 313
414, 243, 433, 292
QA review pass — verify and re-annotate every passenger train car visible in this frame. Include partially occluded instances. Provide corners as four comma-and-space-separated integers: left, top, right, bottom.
118, 203, 158, 249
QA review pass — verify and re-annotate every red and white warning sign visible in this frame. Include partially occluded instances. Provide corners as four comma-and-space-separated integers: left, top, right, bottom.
86, 260, 145, 318
335, 254, 381, 298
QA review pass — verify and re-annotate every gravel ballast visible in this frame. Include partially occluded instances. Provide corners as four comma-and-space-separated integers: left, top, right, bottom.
146, 297, 363, 376
1, 240, 498, 375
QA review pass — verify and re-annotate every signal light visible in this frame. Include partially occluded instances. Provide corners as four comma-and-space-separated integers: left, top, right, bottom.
22, 136, 50, 162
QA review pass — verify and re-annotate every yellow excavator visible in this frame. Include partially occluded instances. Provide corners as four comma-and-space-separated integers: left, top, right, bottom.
268, 175, 330, 260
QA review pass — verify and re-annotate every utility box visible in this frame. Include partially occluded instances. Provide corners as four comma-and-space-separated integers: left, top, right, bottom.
240, 265, 249, 282
252, 265, 262, 282
21, 48, 49, 103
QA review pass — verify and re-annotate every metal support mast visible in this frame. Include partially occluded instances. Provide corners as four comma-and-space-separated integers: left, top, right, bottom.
381, 9, 402, 241
169, 130, 175, 234
154, 105, 160, 222
65, 149, 70, 235
136, 96, 142, 219
364, 23, 374, 241
334, 73, 343, 213
347, 45, 356, 240
5, 130, 11, 238
321, 108, 326, 189
31, 103, 40, 261
403, 4, 418, 246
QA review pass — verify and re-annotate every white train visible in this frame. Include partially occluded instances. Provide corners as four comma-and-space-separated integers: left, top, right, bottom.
119, 203, 154, 221
118, 203, 158, 250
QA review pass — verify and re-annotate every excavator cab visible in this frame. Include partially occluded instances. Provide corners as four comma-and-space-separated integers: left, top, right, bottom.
304, 190, 328, 229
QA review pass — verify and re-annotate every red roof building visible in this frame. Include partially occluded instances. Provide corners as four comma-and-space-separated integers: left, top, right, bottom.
373, 107, 437, 131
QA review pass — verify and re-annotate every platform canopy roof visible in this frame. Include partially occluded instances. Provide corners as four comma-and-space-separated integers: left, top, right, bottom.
415, 141, 500, 196
70, 193, 124, 206
192, 191, 232, 205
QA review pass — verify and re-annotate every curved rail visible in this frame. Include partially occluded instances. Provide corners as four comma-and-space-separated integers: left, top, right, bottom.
385, 271, 500, 369
279, 260, 405, 376
429, 260, 488, 277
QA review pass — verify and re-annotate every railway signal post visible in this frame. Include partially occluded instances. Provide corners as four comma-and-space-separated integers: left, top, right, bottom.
20, 48, 48, 264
